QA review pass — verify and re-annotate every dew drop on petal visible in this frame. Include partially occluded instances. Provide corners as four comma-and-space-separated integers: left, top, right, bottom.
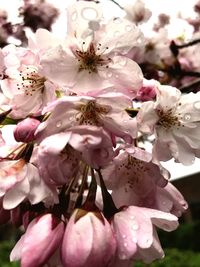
56, 121, 62, 128
131, 223, 139, 230
130, 215, 135, 220
122, 234, 126, 239
184, 113, 191, 121
71, 11, 77, 21
124, 242, 128, 247
193, 101, 200, 110
81, 7, 98, 20
125, 25, 132, 32
137, 37, 142, 44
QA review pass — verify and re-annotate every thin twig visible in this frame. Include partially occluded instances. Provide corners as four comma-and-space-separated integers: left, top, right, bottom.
108, 0, 124, 9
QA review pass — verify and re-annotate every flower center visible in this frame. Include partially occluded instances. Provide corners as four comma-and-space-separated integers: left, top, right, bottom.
73, 42, 111, 74
17, 67, 46, 96
156, 109, 181, 129
76, 100, 110, 125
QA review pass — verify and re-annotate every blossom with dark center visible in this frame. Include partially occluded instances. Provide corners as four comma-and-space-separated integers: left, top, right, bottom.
137, 84, 200, 164
40, 1, 143, 94
0, 46, 57, 118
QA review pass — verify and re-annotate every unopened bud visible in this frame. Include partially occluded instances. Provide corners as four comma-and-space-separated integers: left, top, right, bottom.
14, 118, 40, 143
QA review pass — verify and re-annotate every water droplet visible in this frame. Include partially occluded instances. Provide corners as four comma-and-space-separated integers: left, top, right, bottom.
124, 242, 128, 247
115, 74, 119, 78
122, 234, 126, 239
56, 121, 62, 128
184, 113, 191, 121
130, 215, 135, 220
71, 11, 77, 21
81, 7, 98, 20
114, 31, 120, 37
131, 224, 139, 230
193, 101, 200, 110
107, 71, 113, 78
125, 25, 132, 32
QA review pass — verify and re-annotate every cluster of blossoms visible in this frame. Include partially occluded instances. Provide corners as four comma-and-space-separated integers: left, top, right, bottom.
0, 0, 59, 48
121, 0, 200, 91
2, 0, 200, 266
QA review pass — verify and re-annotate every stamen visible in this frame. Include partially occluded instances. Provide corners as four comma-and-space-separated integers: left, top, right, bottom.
72, 41, 112, 74
157, 109, 182, 129
17, 67, 46, 96
75, 100, 110, 125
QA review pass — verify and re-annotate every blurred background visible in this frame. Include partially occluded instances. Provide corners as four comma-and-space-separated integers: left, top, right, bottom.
0, 0, 200, 266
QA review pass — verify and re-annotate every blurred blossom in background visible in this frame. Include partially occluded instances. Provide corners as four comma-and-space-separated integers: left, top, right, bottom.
0, 1, 200, 267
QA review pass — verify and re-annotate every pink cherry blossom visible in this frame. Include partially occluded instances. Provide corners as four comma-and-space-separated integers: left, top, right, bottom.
0, 44, 57, 119
37, 132, 80, 185
40, 1, 143, 94
137, 84, 200, 165
36, 93, 136, 144
10, 213, 64, 267
61, 208, 116, 267
111, 206, 178, 263
37, 126, 115, 182
124, 0, 152, 24
0, 159, 57, 209
102, 147, 168, 208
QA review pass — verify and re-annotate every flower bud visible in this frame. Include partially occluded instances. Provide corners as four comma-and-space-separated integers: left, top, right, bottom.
136, 79, 157, 101
14, 118, 40, 143
10, 214, 64, 267
61, 208, 116, 267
